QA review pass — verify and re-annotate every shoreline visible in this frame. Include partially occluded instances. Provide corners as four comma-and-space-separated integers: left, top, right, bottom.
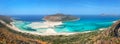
0, 20, 107, 36
11, 21, 76, 36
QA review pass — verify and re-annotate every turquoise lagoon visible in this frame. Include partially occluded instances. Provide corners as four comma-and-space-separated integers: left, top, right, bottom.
11, 15, 120, 33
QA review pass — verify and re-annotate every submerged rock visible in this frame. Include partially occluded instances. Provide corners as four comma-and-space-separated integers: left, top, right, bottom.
43, 13, 79, 22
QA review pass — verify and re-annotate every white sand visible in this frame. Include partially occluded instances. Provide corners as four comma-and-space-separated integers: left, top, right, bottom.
99, 28, 107, 30
0, 20, 76, 36
0, 20, 108, 36
2, 20, 108, 36
113, 21, 117, 23
45, 28, 57, 33
28, 21, 62, 29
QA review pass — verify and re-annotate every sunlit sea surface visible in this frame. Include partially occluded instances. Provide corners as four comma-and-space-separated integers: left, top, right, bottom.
10, 15, 120, 33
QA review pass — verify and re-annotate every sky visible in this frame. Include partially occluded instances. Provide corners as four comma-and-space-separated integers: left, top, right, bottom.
0, 0, 120, 15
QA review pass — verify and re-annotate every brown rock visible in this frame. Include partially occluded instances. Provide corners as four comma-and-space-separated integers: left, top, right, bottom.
109, 20, 120, 37
43, 13, 79, 22
0, 15, 13, 24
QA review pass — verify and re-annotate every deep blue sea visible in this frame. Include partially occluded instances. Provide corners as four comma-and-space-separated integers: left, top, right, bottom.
10, 15, 120, 33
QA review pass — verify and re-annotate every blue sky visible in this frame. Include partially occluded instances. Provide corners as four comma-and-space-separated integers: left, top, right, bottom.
0, 0, 120, 15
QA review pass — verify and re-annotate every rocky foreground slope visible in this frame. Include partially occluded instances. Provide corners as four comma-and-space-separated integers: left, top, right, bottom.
0, 15, 46, 44
109, 20, 120, 37
89, 20, 120, 44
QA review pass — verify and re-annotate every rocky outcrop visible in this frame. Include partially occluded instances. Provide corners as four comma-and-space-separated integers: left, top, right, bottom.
0, 15, 13, 24
44, 13, 79, 22
109, 20, 120, 37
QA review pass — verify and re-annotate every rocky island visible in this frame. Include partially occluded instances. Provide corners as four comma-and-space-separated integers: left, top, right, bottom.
44, 13, 80, 22
28, 14, 80, 34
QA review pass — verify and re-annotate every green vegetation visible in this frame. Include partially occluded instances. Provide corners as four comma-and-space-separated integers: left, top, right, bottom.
6, 26, 103, 44
0, 26, 46, 44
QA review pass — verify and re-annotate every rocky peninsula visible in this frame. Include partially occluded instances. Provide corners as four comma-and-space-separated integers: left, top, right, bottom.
0, 15, 13, 24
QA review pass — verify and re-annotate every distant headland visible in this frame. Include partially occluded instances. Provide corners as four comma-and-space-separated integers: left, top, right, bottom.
0, 15, 13, 24
43, 13, 80, 22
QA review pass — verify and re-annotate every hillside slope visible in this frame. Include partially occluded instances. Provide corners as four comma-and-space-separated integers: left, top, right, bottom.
0, 26, 47, 44
0, 15, 120, 44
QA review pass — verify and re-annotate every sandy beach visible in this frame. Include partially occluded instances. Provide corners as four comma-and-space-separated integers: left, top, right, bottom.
0, 20, 109, 36
28, 21, 62, 28
0, 20, 76, 36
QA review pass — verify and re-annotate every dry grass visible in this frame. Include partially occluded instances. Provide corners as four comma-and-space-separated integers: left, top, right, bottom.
0, 26, 47, 44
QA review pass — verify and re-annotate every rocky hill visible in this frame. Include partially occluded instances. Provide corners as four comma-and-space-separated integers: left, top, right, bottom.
44, 13, 80, 22
0, 15, 13, 24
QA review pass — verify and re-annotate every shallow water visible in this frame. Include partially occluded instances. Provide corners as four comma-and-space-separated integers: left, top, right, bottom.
11, 15, 120, 33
